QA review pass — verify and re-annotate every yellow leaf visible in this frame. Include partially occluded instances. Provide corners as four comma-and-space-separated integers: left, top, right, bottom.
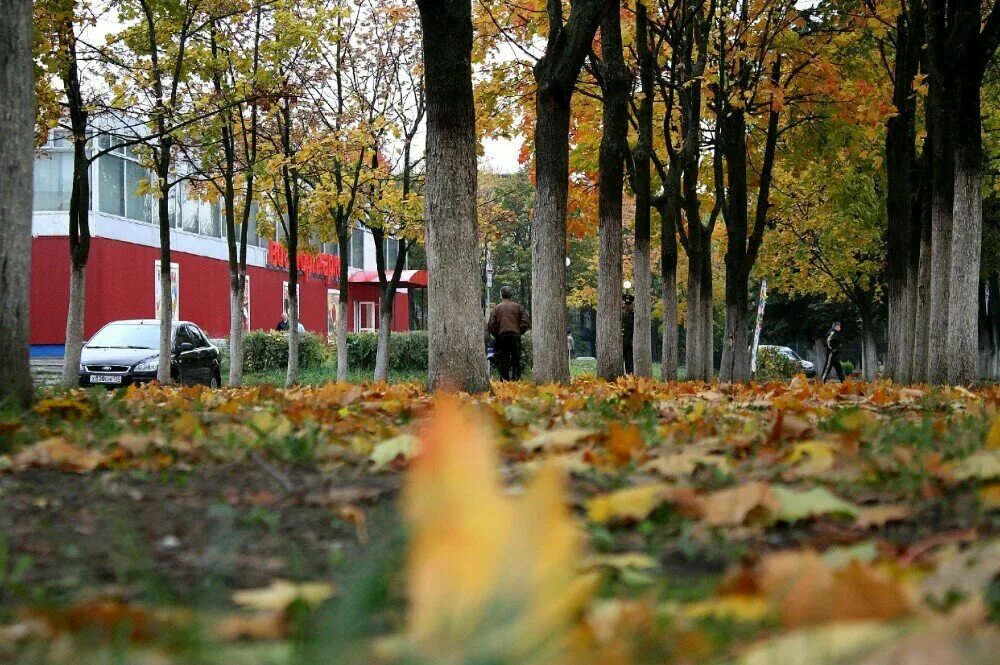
231, 580, 334, 611
785, 441, 837, 475
699, 482, 779, 527
986, 417, 1000, 449
12, 437, 105, 473
740, 622, 901, 665
683, 595, 772, 623
948, 450, 1000, 481
369, 433, 417, 470
522, 427, 595, 453
403, 397, 596, 664
586, 483, 672, 524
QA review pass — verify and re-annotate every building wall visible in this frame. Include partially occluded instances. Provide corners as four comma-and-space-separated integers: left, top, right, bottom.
30, 236, 411, 345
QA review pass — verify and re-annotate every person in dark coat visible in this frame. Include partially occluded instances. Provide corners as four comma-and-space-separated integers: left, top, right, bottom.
622, 293, 635, 375
821, 321, 845, 382
488, 286, 530, 380
275, 311, 290, 332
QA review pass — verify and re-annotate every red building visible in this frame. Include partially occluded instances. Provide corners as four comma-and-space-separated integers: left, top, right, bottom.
29, 130, 423, 353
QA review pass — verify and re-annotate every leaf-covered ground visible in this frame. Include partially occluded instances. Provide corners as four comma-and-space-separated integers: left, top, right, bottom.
1, 377, 999, 663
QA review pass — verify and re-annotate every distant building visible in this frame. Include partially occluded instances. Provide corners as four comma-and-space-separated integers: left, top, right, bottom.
29, 126, 423, 353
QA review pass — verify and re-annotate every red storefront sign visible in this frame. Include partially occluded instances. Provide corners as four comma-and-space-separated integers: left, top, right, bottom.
267, 241, 340, 280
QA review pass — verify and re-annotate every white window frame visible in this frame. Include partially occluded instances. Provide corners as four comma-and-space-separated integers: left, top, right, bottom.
354, 301, 376, 333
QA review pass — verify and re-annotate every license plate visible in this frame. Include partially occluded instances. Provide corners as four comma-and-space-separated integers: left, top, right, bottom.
90, 374, 122, 385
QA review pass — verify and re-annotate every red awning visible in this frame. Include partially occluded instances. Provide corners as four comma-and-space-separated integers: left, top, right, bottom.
348, 269, 428, 288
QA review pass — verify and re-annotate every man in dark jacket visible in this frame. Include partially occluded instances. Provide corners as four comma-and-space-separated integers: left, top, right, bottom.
821, 321, 845, 382
488, 286, 530, 380
622, 294, 635, 375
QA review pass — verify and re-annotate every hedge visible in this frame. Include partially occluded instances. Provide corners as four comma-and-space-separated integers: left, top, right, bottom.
345, 331, 428, 372
242, 330, 327, 373
754, 346, 800, 382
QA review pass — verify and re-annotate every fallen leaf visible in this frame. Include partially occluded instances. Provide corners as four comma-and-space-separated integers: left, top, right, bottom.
855, 504, 912, 529
682, 595, 771, 623
922, 541, 1000, 605
978, 484, 1000, 510
214, 611, 287, 641
581, 552, 659, 573
586, 483, 672, 524
232, 580, 334, 611
699, 482, 779, 527
13, 438, 105, 473
771, 485, 859, 523
605, 423, 645, 466
985, 416, 1000, 449
947, 450, 1000, 481
643, 451, 732, 478
784, 441, 837, 476
369, 433, 418, 471
740, 622, 901, 665
522, 427, 595, 453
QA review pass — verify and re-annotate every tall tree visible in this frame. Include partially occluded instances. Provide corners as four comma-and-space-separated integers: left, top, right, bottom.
594, 1, 628, 380
631, 0, 655, 377
0, 0, 35, 405
417, 0, 489, 392
923, 0, 1000, 384
531, 0, 608, 384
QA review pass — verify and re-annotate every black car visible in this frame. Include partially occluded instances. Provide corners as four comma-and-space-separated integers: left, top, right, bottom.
79, 319, 222, 388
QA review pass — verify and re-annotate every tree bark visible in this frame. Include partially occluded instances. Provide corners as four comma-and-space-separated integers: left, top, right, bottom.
532, 0, 607, 384
0, 0, 34, 404
947, 71, 983, 384
595, 3, 628, 381
884, 3, 921, 384
660, 189, 679, 380
418, 0, 489, 392
156, 146, 173, 384
336, 226, 350, 381
631, 0, 654, 377
228, 279, 245, 386
60, 23, 91, 387
912, 183, 933, 381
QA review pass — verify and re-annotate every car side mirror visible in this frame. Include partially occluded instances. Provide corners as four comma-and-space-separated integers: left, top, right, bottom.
176, 342, 195, 353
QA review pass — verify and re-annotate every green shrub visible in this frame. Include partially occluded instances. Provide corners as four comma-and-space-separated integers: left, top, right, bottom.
842, 359, 855, 376
242, 330, 327, 373
345, 331, 428, 372
754, 346, 799, 382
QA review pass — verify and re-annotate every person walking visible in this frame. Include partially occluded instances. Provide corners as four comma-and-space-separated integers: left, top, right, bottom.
622, 294, 635, 375
821, 321, 845, 382
488, 286, 530, 381
567, 329, 575, 362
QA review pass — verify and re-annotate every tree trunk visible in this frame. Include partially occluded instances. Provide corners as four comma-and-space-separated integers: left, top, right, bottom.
532, 88, 573, 384
884, 4, 921, 383
631, 1, 654, 378
286, 290, 299, 386
719, 264, 750, 383
947, 73, 982, 385
61, 265, 86, 386
595, 3, 627, 381
861, 320, 878, 381
60, 40, 91, 388
228, 277, 245, 386
156, 154, 173, 384
660, 195, 679, 380
0, 0, 34, 404
374, 292, 393, 381
700, 243, 714, 378
684, 244, 704, 380
418, 0, 489, 392
812, 335, 827, 373
912, 191, 933, 382
337, 227, 350, 381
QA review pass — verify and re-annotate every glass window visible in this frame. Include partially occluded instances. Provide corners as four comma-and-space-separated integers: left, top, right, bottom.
168, 187, 181, 228
99, 155, 125, 216
33, 152, 74, 211
180, 187, 200, 233
175, 325, 197, 348
351, 228, 365, 268
87, 323, 160, 350
201, 202, 221, 237
385, 238, 398, 268
355, 302, 376, 332
125, 160, 151, 222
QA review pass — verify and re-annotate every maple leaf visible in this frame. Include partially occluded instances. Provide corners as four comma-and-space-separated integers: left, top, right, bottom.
402, 397, 597, 665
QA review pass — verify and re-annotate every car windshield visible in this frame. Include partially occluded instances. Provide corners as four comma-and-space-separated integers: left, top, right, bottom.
87, 324, 161, 350
781, 348, 802, 361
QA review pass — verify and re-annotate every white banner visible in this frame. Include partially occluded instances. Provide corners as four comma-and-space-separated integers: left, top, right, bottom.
153, 260, 180, 323
750, 279, 768, 373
